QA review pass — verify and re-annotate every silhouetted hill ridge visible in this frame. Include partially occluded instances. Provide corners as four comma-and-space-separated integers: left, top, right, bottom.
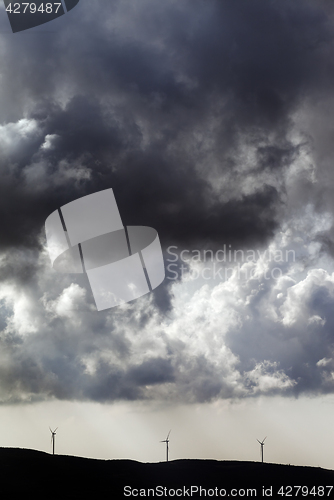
0, 448, 333, 498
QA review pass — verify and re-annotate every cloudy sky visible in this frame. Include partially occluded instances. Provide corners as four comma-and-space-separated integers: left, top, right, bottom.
1, 0, 334, 467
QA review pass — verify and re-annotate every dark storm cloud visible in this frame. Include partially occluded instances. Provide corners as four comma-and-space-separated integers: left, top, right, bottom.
127, 358, 175, 386
1, 0, 332, 253
0, 0, 334, 404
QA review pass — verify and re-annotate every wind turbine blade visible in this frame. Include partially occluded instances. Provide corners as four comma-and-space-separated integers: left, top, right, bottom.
263, 436, 267, 443
167, 430, 171, 440
257, 439, 261, 444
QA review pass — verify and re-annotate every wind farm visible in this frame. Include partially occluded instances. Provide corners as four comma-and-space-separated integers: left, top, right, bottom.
44, 422, 271, 467
0, 421, 329, 497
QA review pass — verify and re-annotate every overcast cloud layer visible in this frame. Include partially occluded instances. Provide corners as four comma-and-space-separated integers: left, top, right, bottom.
1, 0, 334, 404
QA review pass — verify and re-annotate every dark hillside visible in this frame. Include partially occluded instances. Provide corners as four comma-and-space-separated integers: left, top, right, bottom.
0, 448, 333, 499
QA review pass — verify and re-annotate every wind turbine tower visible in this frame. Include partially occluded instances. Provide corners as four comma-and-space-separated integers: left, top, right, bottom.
160, 430, 171, 462
257, 437, 266, 464
49, 427, 58, 455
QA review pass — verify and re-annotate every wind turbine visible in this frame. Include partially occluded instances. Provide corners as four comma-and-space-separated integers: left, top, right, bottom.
257, 437, 266, 464
160, 430, 171, 462
49, 427, 58, 455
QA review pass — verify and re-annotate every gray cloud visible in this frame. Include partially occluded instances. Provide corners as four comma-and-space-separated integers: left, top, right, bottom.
0, 0, 334, 404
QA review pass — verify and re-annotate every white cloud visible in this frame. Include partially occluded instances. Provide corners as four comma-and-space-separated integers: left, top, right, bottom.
279, 269, 334, 326
244, 361, 297, 394
0, 118, 40, 156
41, 134, 59, 150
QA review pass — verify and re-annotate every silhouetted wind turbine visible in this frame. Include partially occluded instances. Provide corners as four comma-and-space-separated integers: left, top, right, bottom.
49, 427, 58, 455
257, 437, 266, 464
160, 430, 171, 462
